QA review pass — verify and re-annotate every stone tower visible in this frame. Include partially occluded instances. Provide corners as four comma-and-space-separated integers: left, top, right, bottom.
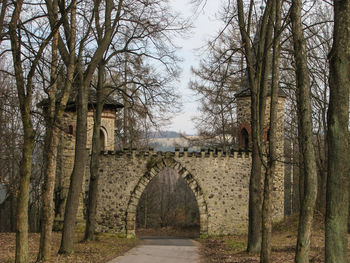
235, 86, 286, 220
55, 93, 123, 223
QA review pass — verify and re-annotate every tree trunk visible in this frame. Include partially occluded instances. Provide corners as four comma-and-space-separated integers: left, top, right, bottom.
261, 1, 281, 262
236, 0, 275, 252
292, 138, 301, 213
83, 0, 125, 237
9, 1, 35, 262
122, 54, 129, 147
58, 0, 120, 251
325, 0, 350, 262
15, 122, 34, 263
37, 3, 59, 259
248, 145, 262, 252
260, 167, 273, 263
59, 79, 89, 254
85, 62, 104, 240
37, 126, 59, 261
38, 0, 76, 258
290, 0, 318, 262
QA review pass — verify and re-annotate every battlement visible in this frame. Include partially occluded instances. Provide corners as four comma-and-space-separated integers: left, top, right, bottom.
98, 147, 252, 158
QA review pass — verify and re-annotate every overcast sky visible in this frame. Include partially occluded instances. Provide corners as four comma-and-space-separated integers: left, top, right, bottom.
163, 0, 224, 135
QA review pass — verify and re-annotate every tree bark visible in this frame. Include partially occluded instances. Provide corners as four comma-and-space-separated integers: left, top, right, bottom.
290, 0, 318, 262
261, 1, 281, 262
325, 0, 350, 262
260, 167, 273, 263
59, 75, 88, 254
37, 3, 59, 260
9, 1, 35, 262
248, 145, 263, 252
15, 118, 34, 263
122, 53, 129, 147
37, 126, 59, 261
37, 1, 75, 260
237, 0, 273, 252
84, 62, 105, 240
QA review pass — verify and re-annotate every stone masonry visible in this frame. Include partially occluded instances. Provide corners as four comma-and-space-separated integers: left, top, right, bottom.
236, 95, 286, 221
55, 93, 286, 237
55, 108, 116, 221
90, 149, 252, 237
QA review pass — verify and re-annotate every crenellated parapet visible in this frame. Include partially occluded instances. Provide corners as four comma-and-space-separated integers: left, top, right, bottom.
98, 148, 252, 159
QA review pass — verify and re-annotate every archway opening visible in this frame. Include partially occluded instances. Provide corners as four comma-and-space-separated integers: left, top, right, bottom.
135, 167, 200, 238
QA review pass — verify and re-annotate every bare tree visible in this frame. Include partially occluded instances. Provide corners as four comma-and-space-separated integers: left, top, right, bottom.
325, 0, 350, 262
290, 0, 318, 262
189, 31, 240, 150
260, 1, 282, 262
8, 0, 59, 261
37, 0, 75, 260
236, 0, 275, 252
54, 0, 125, 254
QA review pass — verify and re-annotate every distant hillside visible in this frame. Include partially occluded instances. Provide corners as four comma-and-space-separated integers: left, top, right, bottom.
148, 131, 182, 139
147, 135, 201, 152
145, 132, 235, 152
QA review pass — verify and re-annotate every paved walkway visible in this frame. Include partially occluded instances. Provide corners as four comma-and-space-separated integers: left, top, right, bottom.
108, 237, 201, 263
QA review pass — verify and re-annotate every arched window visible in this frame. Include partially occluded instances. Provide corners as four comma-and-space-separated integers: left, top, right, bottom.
241, 128, 249, 150
100, 129, 106, 151
68, 125, 74, 135
100, 127, 108, 151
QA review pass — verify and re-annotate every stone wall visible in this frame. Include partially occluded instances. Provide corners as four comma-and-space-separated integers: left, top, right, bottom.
236, 96, 286, 221
55, 109, 116, 221
87, 149, 284, 236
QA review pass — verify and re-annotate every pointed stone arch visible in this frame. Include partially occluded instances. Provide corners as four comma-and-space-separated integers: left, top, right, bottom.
125, 156, 209, 237
100, 126, 108, 151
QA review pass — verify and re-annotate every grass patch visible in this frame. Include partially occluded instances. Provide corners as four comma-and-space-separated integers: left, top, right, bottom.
224, 236, 247, 252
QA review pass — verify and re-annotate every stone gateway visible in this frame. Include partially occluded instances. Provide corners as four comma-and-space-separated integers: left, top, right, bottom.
55, 92, 286, 237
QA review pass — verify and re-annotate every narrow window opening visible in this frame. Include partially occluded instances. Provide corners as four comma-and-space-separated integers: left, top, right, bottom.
241, 128, 249, 150
100, 129, 106, 151
68, 125, 73, 135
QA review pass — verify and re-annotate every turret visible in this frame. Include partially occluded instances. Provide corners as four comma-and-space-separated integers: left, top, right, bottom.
235, 84, 286, 220
235, 85, 286, 154
54, 91, 123, 225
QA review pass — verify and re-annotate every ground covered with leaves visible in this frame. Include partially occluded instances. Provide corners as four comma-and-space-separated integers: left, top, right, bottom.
0, 231, 139, 263
2, 216, 350, 262
199, 213, 350, 262
136, 226, 200, 238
